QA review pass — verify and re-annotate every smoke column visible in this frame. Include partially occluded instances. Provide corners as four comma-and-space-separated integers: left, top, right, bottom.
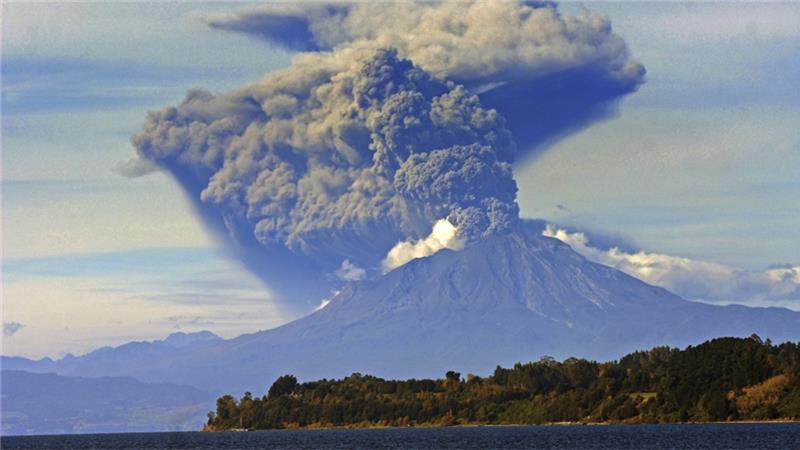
131, 1, 644, 310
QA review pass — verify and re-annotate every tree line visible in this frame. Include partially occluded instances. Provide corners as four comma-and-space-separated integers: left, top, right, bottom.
205, 335, 800, 430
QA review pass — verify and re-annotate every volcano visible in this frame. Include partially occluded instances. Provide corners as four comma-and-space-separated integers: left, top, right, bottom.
8, 224, 799, 397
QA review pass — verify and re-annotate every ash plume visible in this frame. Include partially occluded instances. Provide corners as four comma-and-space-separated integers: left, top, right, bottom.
204, 1, 645, 157
130, 1, 644, 308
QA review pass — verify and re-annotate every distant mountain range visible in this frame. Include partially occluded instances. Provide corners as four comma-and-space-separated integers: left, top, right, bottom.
2, 330, 226, 389
3, 225, 799, 434
0, 370, 213, 435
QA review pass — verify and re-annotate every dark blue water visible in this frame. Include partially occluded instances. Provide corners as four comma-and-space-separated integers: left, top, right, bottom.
3, 423, 799, 449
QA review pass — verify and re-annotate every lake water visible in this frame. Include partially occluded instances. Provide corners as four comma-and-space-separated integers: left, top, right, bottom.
2, 423, 799, 449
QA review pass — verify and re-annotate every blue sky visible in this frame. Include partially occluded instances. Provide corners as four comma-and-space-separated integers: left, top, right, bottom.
522, 2, 800, 268
2, 2, 799, 358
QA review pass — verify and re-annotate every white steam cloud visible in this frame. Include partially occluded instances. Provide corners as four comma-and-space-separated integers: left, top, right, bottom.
543, 225, 800, 309
335, 259, 366, 282
383, 219, 464, 272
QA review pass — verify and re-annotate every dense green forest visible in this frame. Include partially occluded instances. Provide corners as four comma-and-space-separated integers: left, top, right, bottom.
205, 336, 800, 430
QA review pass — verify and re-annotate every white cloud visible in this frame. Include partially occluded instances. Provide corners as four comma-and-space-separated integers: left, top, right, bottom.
543, 225, 800, 310
335, 259, 366, 282
382, 219, 464, 272
1, 251, 290, 358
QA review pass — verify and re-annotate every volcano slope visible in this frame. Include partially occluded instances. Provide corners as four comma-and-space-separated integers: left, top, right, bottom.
13, 225, 799, 395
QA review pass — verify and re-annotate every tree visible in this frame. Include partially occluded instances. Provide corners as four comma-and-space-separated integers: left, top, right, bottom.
215, 394, 238, 426
269, 375, 298, 398
207, 337, 800, 431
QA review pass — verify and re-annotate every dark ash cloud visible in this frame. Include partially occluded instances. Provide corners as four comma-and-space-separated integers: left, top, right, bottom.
131, 1, 645, 308
201, 1, 645, 160
112, 157, 158, 178
133, 48, 518, 307
206, 4, 349, 52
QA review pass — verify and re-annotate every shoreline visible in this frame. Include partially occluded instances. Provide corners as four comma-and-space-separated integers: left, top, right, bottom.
4, 421, 799, 439
204, 418, 800, 432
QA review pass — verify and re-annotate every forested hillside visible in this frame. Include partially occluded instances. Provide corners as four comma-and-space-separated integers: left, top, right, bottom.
206, 336, 800, 430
